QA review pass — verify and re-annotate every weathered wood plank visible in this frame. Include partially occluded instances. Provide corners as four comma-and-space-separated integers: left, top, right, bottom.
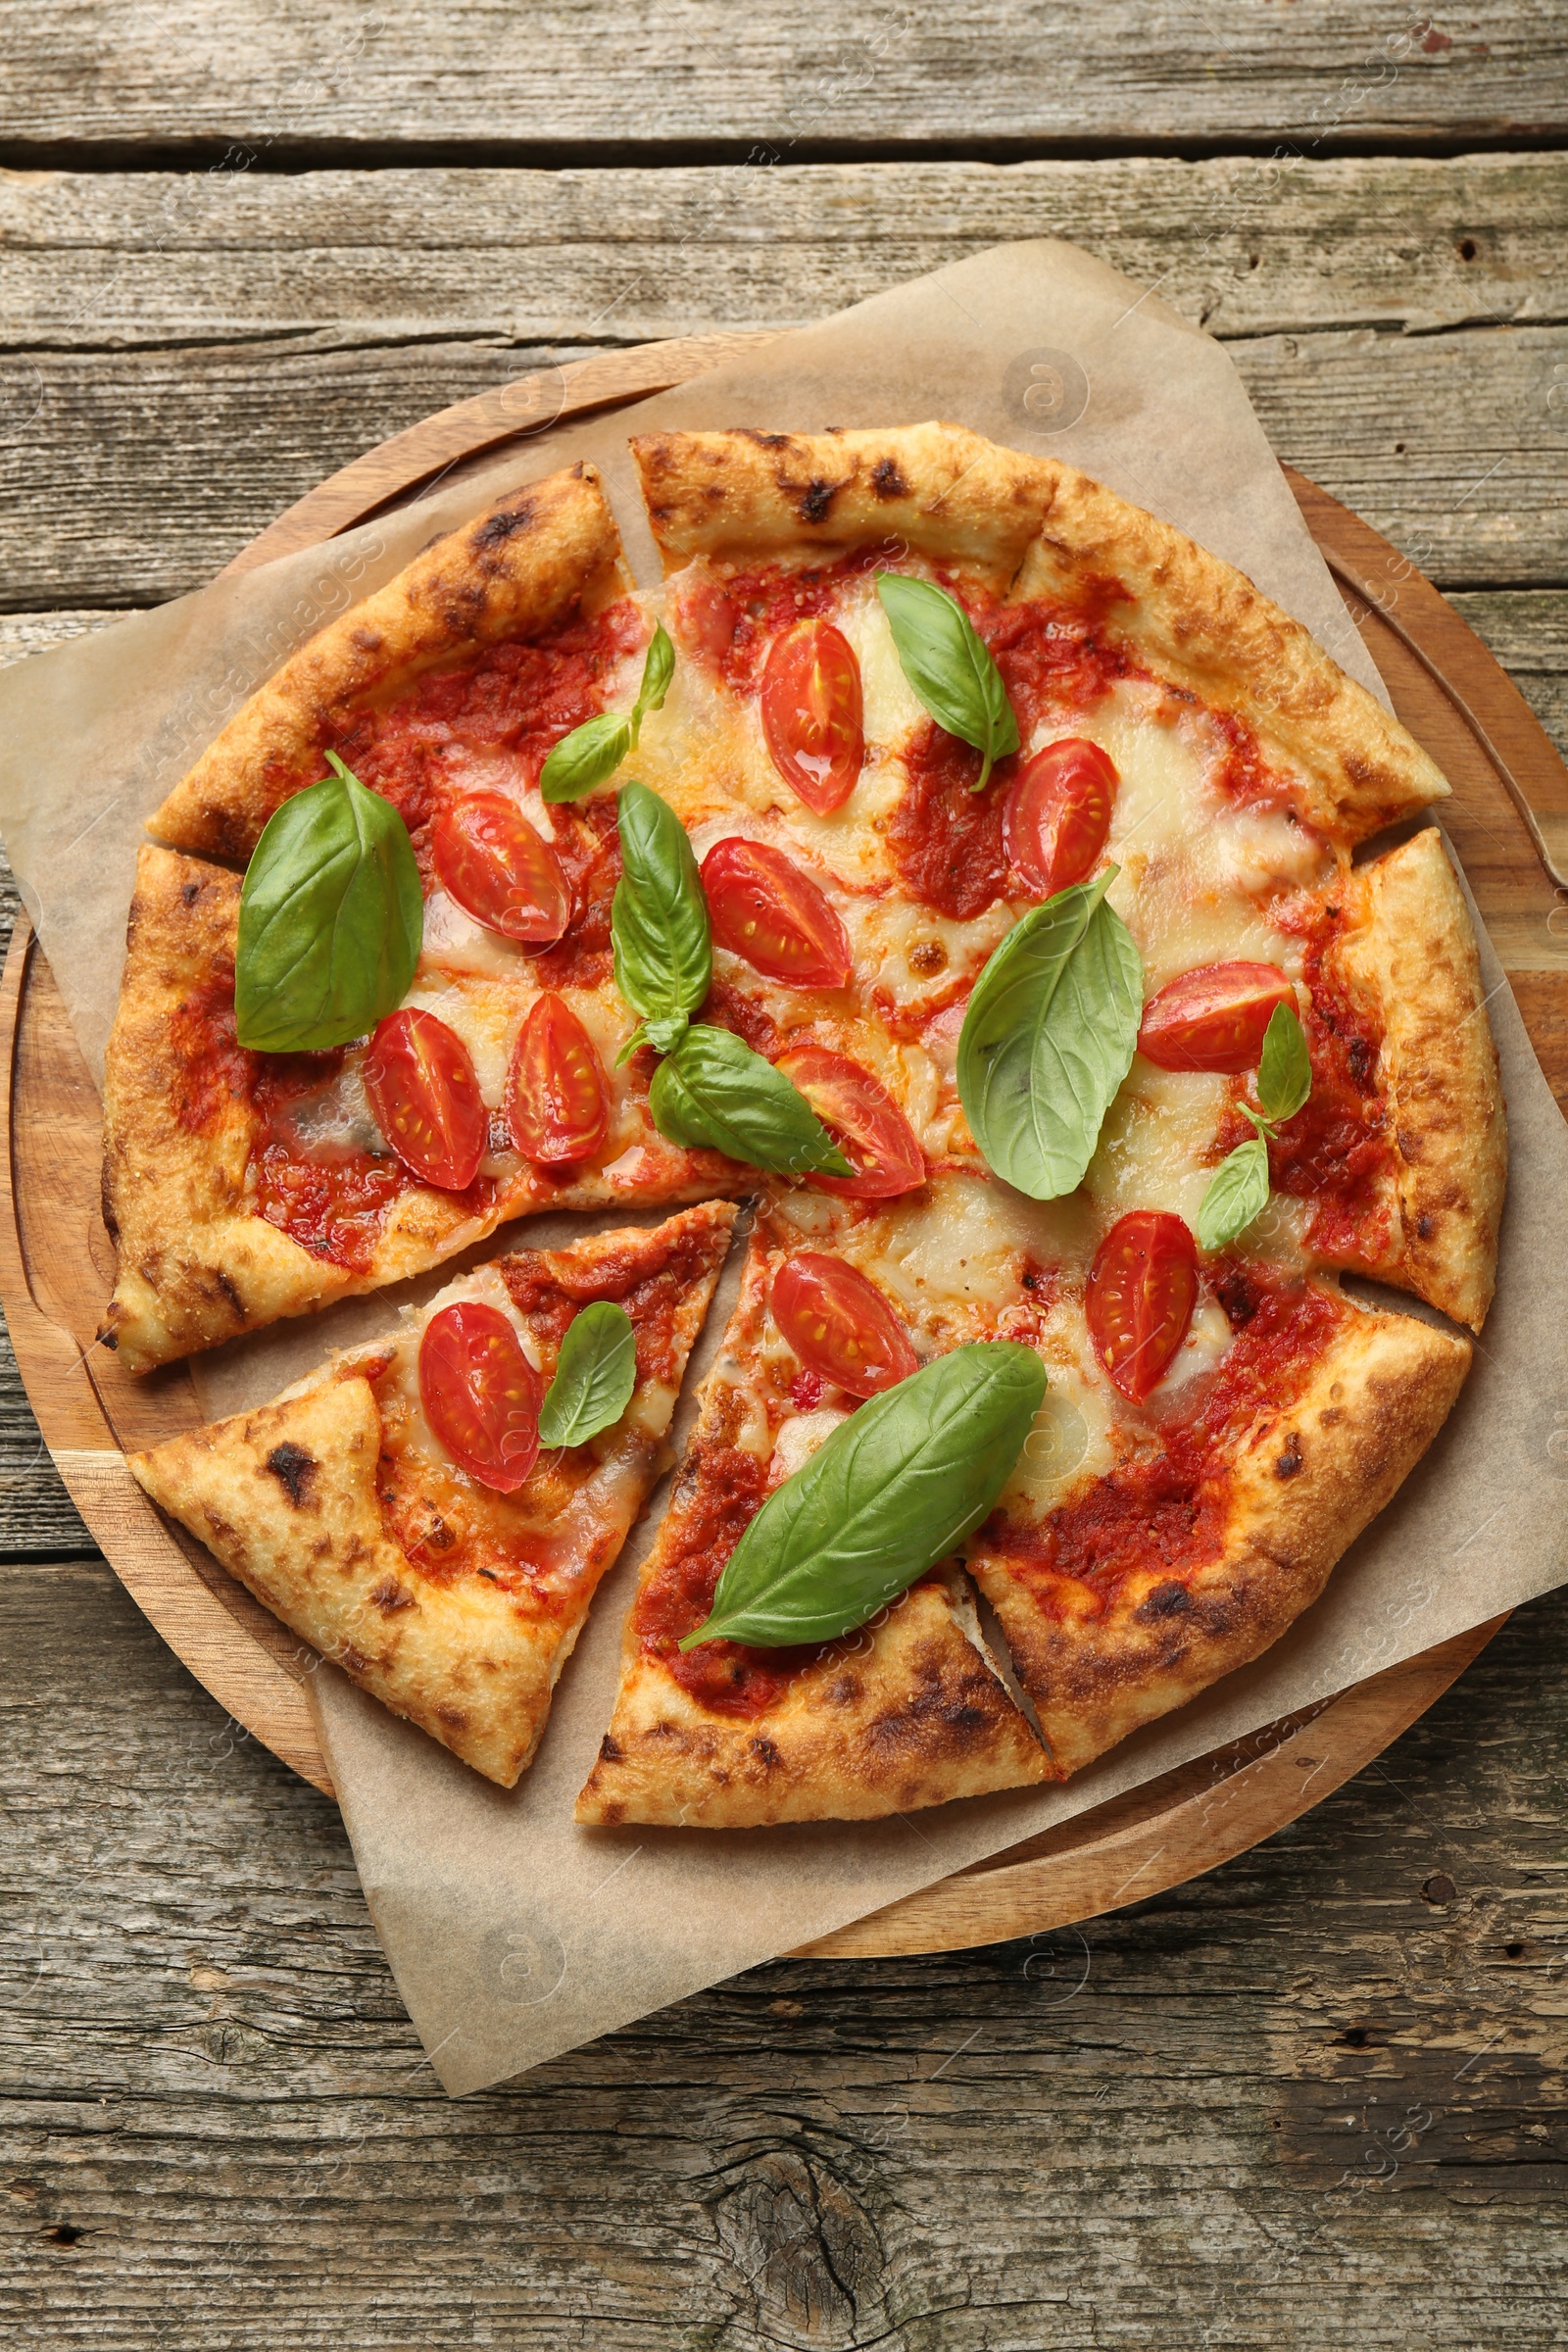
4, 154, 1564, 346
1455, 589, 1568, 760
2, 322, 1564, 606
2, 1557, 1565, 2346
0, 3, 1557, 151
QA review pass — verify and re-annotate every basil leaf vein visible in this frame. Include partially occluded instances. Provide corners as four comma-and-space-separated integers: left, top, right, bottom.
1196, 1134, 1271, 1252
875, 571, 1019, 792
649, 1025, 852, 1177
956, 870, 1143, 1200
538, 1300, 638, 1448
1257, 1000, 1312, 1124
540, 623, 675, 803
611, 779, 711, 1056
682, 1343, 1048, 1649
234, 754, 422, 1054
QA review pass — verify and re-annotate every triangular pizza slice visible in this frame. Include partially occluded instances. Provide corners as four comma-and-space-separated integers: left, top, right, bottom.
578, 1178, 1469, 1823
129, 1203, 734, 1787
575, 1210, 1053, 1829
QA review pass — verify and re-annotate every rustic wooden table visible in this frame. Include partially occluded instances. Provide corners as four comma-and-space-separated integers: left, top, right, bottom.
3, 10, 1567, 2344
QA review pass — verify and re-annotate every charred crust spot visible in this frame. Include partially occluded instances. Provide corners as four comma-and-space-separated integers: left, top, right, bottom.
1320, 1406, 1343, 1426
434, 1703, 467, 1729
738, 429, 792, 451
749, 1735, 784, 1771
180, 880, 201, 906
473, 497, 537, 551
1347, 1035, 1376, 1089
1275, 1440, 1304, 1480
1415, 1212, 1435, 1240
338, 1642, 369, 1676
264, 1441, 318, 1507
1396, 1128, 1422, 1163
1136, 1581, 1194, 1622
908, 940, 947, 975
597, 1734, 623, 1765
214, 1269, 246, 1322
796, 477, 836, 525
871, 458, 909, 500
368, 1577, 414, 1614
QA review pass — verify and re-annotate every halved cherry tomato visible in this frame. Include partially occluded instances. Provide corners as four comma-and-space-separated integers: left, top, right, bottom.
506, 992, 609, 1165
760, 619, 864, 815
418, 1300, 541, 1492
1137, 962, 1296, 1074
1003, 738, 1118, 897
771, 1252, 918, 1399
701, 837, 853, 989
362, 1007, 487, 1191
432, 791, 570, 945
1086, 1211, 1199, 1405
774, 1044, 925, 1200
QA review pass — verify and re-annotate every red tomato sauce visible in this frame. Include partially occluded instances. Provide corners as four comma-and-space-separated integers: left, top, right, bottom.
983, 588, 1135, 737
372, 1387, 584, 1599
168, 968, 254, 1134
327, 602, 644, 852
699, 974, 783, 1059
531, 797, 622, 989
991, 1274, 1346, 1609
1217, 901, 1393, 1257
888, 723, 1009, 918
503, 1218, 720, 1388
1209, 708, 1310, 820
251, 1138, 411, 1273
678, 549, 896, 693
632, 1440, 828, 1716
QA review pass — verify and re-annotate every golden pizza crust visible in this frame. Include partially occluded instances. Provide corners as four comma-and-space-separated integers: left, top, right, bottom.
100, 846, 735, 1373
128, 1206, 737, 1788
573, 1568, 1052, 1829
150, 463, 625, 862
632, 422, 1053, 591
970, 1295, 1471, 1778
1328, 826, 1506, 1331
636, 421, 1446, 843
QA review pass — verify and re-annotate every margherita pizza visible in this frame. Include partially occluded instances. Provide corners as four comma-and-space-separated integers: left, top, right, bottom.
106, 420, 1506, 1820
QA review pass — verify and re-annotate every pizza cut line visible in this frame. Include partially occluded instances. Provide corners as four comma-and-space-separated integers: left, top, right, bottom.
107, 420, 1507, 1824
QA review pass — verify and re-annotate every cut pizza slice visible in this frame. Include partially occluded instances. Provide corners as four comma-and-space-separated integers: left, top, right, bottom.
574, 1210, 1053, 1829
103, 465, 745, 1371
128, 1203, 735, 1788
580, 1176, 1470, 1821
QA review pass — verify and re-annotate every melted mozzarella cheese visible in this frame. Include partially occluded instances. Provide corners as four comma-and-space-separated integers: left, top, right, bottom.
419, 888, 531, 980
1085, 1064, 1233, 1228
769, 1403, 850, 1485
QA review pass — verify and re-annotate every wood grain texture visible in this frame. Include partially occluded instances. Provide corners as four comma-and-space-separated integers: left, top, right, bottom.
0, 3, 1558, 151
2, 156, 1566, 604
5, 155, 1564, 345
2, 1554, 1565, 2347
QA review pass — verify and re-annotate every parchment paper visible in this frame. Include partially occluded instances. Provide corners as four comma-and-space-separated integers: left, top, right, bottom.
2, 242, 1564, 2097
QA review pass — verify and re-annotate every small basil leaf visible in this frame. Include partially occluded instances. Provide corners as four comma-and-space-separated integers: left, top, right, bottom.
642, 1011, 690, 1055
682, 1342, 1048, 1649
631, 622, 674, 732
956, 870, 1143, 1200
1196, 1134, 1271, 1252
611, 781, 711, 1032
539, 710, 633, 804
875, 571, 1019, 792
538, 1300, 637, 1448
649, 1025, 853, 1177
234, 755, 422, 1054
1257, 1000, 1312, 1124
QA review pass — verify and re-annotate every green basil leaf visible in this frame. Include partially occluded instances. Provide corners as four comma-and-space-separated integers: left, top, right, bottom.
632, 621, 674, 730
234, 754, 422, 1053
538, 1300, 638, 1448
649, 1024, 852, 1177
956, 870, 1143, 1200
539, 711, 633, 804
1196, 1134, 1271, 1252
875, 571, 1019, 792
539, 626, 675, 802
611, 782, 711, 1049
1257, 1000, 1312, 1124
682, 1342, 1048, 1649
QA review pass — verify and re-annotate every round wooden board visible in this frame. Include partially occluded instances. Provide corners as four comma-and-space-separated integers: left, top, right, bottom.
5, 331, 1565, 1964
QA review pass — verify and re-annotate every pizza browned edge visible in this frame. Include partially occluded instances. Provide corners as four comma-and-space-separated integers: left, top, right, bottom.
126, 1205, 736, 1788
149, 463, 625, 864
